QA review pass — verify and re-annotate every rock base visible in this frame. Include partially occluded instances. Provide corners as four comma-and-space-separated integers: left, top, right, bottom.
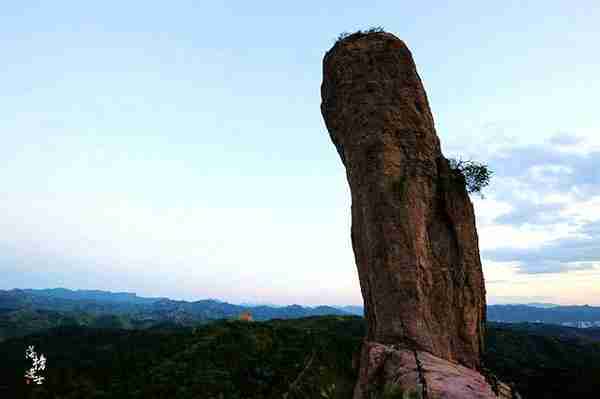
354, 342, 518, 399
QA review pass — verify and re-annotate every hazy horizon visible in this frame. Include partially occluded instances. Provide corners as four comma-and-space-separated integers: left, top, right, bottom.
3, 1, 600, 306
1, 286, 582, 307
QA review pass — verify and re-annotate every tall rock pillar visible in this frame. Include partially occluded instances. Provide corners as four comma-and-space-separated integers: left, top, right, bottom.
321, 31, 488, 396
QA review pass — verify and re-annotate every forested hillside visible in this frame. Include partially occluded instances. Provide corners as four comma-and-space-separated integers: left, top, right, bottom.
0, 289, 348, 342
2, 316, 600, 398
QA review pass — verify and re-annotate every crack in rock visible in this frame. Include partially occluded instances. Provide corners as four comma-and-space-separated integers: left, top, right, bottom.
413, 350, 428, 399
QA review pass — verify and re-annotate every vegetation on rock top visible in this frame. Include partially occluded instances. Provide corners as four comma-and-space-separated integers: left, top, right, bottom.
334, 27, 386, 45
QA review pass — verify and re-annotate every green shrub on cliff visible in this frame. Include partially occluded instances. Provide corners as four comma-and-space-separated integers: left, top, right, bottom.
448, 158, 493, 196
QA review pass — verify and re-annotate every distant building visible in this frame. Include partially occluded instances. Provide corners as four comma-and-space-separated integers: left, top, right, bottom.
239, 311, 253, 322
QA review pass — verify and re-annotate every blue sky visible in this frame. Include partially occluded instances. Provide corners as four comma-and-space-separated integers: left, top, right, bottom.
2, 1, 600, 305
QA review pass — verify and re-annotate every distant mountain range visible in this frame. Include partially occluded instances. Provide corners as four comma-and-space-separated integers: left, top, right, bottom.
0, 288, 351, 317
522, 302, 560, 308
2, 288, 600, 342
333, 305, 364, 315
0, 288, 351, 341
337, 303, 600, 328
487, 304, 600, 328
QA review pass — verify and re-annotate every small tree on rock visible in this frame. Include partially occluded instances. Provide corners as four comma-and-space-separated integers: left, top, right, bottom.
448, 158, 493, 197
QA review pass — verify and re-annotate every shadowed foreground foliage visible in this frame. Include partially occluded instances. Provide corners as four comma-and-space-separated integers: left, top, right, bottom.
1, 317, 362, 399
1, 317, 600, 398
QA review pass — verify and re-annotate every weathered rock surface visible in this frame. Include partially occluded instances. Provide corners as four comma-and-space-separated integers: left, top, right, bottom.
354, 342, 518, 399
321, 31, 490, 396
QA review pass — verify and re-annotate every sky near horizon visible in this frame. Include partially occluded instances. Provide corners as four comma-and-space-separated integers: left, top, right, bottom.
2, 1, 600, 306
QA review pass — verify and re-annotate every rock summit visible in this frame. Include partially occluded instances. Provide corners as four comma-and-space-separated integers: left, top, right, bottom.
321, 31, 507, 398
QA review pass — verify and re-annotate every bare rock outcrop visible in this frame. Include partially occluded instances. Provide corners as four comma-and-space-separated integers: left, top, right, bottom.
355, 342, 518, 399
321, 31, 497, 397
